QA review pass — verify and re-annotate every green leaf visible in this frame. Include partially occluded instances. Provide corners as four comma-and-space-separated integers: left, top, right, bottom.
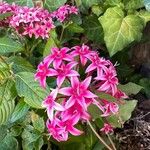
34, 137, 44, 150
67, 23, 84, 33
0, 134, 18, 150
104, 0, 123, 7
0, 125, 8, 141
144, 0, 150, 11
108, 100, 137, 127
92, 5, 104, 16
15, 72, 49, 109
0, 61, 11, 84
138, 10, 150, 25
0, 12, 13, 21
81, 0, 102, 8
10, 126, 22, 137
31, 112, 45, 133
0, 36, 24, 54
44, 0, 67, 11
99, 7, 144, 56
0, 80, 16, 124
124, 0, 144, 10
7, 56, 35, 73
83, 15, 104, 43
10, 99, 30, 123
118, 82, 143, 95
92, 141, 105, 150
6, 0, 34, 7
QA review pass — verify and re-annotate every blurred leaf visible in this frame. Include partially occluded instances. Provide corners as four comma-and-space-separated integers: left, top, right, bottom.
124, 0, 144, 10
0, 134, 18, 150
67, 23, 84, 33
138, 10, 150, 25
15, 72, 49, 109
10, 99, 30, 123
144, 0, 150, 11
92, 5, 104, 16
44, 0, 67, 11
81, 0, 102, 8
6, 0, 34, 7
0, 36, 24, 54
0, 12, 13, 21
104, 0, 123, 7
118, 82, 143, 95
99, 6, 144, 56
34, 137, 44, 150
10, 126, 22, 137
31, 111, 45, 133
7, 56, 35, 73
0, 125, 8, 141
83, 15, 104, 43
92, 141, 105, 150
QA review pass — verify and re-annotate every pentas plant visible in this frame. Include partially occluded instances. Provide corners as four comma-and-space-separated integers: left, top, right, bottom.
0, 2, 78, 38
35, 44, 128, 143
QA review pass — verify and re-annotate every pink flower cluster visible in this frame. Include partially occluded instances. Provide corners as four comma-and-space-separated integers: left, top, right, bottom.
51, 4, 78, 22
35, 44, 127, 141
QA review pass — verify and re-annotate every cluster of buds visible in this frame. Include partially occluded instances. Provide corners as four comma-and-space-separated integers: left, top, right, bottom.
35, 44, 127, 141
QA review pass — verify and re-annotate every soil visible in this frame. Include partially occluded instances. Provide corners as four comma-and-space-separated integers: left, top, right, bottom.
115, 93, 150, 150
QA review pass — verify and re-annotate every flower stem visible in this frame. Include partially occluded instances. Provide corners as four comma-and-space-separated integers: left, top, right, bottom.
107, 134, 117, 150
87, 120, 113, 150
59, 26, 65, 42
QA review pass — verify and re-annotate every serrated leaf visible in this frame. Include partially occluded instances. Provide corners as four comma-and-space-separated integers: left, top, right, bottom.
99, 7, 144, 56
7, 56, 35, 73
0, 36, 24, 54
10, 99, 30, 123
144, 0, 150, 11
15, 72, 49, 109
83, 15, 104, 43
0, 134, 18, 150
124, 0, 144, 10
118, 82, 143, 95
44, 0, 67, 11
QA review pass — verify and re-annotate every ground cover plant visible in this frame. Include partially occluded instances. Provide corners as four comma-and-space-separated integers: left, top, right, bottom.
0, 0, 150, 149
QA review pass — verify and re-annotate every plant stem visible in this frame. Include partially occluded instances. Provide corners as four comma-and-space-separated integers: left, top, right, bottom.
59, 26, 65, 42
87, 120, 113, 150
107, 134, 117, 150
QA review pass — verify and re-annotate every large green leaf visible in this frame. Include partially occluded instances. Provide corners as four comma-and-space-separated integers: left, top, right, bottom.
99, 7, 144, 56
0, 125, 8, 141
118, 82, 143, 95
83, 15, 104, 43
0, 80, 16, 124
15, 72, 49, 109
0, 134, 18, 150
81, 0, 102, 8
10, 99, 30, 123
44, 0, 67, 11
124, 0, 144, 10
138, 10, 150, 25
7, 56, 35, 73
0, 37, 24, 54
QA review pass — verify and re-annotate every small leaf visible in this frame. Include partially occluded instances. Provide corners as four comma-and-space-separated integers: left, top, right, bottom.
118, 82, 143, 95
67, 23, 84, 33
44, 0, 67, 11
0, 36, 24, 54
99, 6, 144, 56
81, 0, 102, 8
10, 99, 30, 123
0, 12, 13, 21
10, 126, 22, 137
15, 72, 49, 109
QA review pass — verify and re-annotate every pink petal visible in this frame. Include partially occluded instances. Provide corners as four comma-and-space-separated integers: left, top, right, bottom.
80, 56, 87, 66
84, 90, 97, 98
98, 81, 110, 91
51, 88, 58, 99
71, 77, 79, 88
47, 68, 58, 76
59, 87, 72, 96
54, 102, 65, 111
85, 63, 96, 73
67, 70, 79, 77
57, 76, 65, 87
81, 76, 92, 89
47, 107, 54, 120
67, 61, 78, 69
69, 126, 83, 136
65, 96, 76, 109
53, 59, 62, 69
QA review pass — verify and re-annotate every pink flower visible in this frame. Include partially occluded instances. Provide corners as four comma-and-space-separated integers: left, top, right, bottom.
100, 123, 113, 134
42, 89, 65, 120
55, 62, 79, 87
71, 44, 94, 66
46, 119, 67, 141
44, 47, 73, 69
101, 100, 119, 117
35, 61, 58, 88
86, 54, 109, 77
96, 67, 118, 96
59, 76, 97, 109
57, 114, 83, 138
69, 6, 78, 14
114, 90, 128, 99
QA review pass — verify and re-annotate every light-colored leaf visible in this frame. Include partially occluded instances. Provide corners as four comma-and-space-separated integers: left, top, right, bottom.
15, 72, 49, 109
0, 36, 24, 54
67, 23, 84, 33
6, 0, 34, 7
124, 0, 144, 10
99, 7, 144, 56
44, 0, 67, 11
118, 82, 143, 95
